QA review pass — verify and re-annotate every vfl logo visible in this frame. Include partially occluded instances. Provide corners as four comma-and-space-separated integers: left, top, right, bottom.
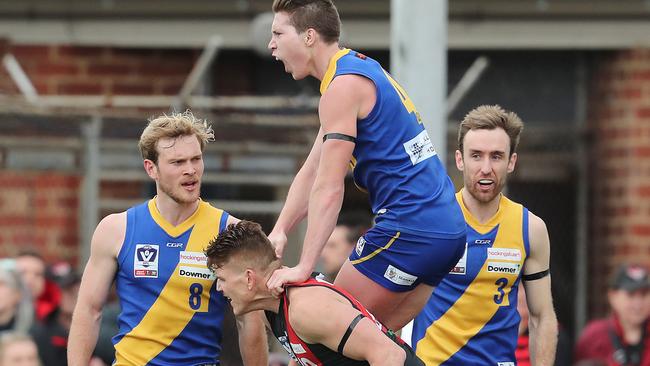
134, 244, 159, 278
355, 237, 366, 257
137, 245, 158, 267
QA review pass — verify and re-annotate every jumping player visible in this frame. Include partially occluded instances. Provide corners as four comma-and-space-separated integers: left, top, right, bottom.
265, 0, 466, 331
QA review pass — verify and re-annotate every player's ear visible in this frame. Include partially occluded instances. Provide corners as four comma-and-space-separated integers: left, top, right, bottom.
507, 152, 517, 173
304, 28, 316, 46
143, 159, 158, 179
455, 150, 464, 171
245, 269, 255, 290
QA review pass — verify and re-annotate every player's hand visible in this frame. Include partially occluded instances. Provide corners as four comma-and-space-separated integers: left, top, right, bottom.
267, 264, 310, 297
268, 230, 288, 259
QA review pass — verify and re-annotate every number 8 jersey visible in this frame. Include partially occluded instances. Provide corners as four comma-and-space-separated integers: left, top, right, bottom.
411, 191, 530, 366
113, 199, 229, 366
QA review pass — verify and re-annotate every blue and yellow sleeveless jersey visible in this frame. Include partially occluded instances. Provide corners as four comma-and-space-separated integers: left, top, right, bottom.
412, 191, 530, 365
320, 48, 464, 238
113, 199, 229, 366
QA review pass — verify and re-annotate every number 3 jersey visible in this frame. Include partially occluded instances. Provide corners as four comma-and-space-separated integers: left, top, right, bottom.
412, 191, 530, 366
113, 199, 229, 366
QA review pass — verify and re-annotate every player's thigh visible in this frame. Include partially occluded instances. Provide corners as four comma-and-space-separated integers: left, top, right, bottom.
334, 260, 409, 322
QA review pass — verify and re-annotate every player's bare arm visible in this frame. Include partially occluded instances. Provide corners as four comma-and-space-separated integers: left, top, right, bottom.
523, 212, 558, 366
288, 286, 406, 366
68, 212, 124, 366
267, 75, 368, 293
269, 127, 325, 258
237, 310, 269, 366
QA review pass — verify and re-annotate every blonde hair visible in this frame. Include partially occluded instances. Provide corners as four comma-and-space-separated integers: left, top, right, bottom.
138, 110, 215, 164
458, 105, 524, 157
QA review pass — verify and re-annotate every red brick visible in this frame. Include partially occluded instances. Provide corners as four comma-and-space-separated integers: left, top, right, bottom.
33, 62, 80, 77
0, 216, 29, 226
35, 216, 76, 228
635, 147, 650, 158
11, 45, 52, 60
55, 45, 107, 58
637, 108, 650, 119
56, 81, 104, 95
57, 196, 78, 210
0, 174, 34, 188
34, 174, 79, 189
111, 82, 154, 95
87, 63, 133, 76
136, 63, 193, 77
631, 225, 650, 236
638, 186, 650, 197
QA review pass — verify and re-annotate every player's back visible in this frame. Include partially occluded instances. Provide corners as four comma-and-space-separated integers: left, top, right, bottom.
412, 193, 530, 365
266, 275, 424, 366
113, 199, 229, 366
321, 49, 464, 239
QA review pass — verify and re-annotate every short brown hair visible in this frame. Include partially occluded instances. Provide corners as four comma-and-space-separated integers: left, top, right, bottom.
272, 0, 340, 44
205, 221, 278, 271
458, 105, 524, 157
138, 110, 214, 164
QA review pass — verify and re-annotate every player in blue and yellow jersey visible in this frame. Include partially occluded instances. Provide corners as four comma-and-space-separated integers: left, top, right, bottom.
265, 0, 466, 331
68, 112, 268, 366
411, 105, 558, 365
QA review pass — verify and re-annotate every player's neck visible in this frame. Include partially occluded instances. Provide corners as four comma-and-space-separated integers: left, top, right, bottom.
153, 195, 200, 226
313, 42, 343, 81
461, 189, 501, 224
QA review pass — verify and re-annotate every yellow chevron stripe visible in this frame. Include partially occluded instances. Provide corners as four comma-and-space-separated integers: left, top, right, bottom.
114, 201, 222, 365
415, 192, 526, 365
350, 231, 400, 264
319, 48, 351, 95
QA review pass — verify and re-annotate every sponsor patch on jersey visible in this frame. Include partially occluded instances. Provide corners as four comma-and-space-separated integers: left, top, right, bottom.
355, 237, 366, 257
134, 244, 159, 278
487, 248, 522, 261
384, 265, 417, 286
487, 262, 521, 275
474, 239, 492, 245
290, 343, 307, 355
179, 266, 215, 280
450, 242, 468, 275
497, 362, 515, 366
179, 251, 208, 265
166, 242, 184, 248
403, 130, 437, 165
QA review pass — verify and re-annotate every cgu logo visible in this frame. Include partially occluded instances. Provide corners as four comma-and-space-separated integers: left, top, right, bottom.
474, 239, 492, 245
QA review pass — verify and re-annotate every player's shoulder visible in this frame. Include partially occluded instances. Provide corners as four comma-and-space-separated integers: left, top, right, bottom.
97, 211, 127, 233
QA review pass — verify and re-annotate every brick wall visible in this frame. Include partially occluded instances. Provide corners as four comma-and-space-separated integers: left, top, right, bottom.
8, 45, 197, 95
0, 171, 80, 264
589, 49, 650, 317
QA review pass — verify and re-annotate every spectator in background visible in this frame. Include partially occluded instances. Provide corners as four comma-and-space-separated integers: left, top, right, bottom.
319, 212, 370, 282
0, 263, 33, 335
0, 332, 41, 366
575, 264, 650, 366
30, 271, 81, 365
15, 251, 61, 322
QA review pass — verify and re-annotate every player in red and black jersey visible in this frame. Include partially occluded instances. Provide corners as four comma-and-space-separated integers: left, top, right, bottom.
206, 221, 424, 366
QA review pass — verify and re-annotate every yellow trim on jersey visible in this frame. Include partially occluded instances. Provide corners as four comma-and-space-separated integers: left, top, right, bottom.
350, 231, 400, 264
415, 191, 526, 365
319, 48, 351, 95
114, 201, 223, 365
147, 197, 203, 237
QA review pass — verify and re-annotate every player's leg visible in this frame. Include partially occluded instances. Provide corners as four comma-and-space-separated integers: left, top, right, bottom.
334, 260, 408, 327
